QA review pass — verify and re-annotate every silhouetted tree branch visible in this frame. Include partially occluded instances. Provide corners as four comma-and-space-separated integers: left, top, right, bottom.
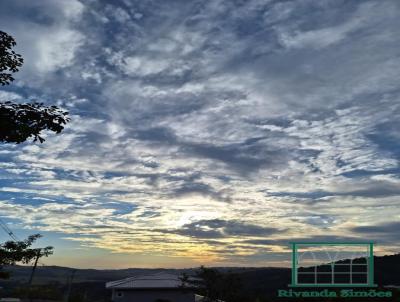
0, 101, 69, 143
0, 30, 69, 143
0, 30, 23, 86
0, 234, 53, 279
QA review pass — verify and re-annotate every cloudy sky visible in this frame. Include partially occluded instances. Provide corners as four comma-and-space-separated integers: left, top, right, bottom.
0, 0, 399, 269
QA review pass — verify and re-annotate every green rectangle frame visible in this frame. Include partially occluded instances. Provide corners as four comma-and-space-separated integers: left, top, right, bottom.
289, 242, 377, 287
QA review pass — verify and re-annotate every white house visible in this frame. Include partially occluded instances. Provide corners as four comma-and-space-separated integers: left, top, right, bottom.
106, 272, 210, 302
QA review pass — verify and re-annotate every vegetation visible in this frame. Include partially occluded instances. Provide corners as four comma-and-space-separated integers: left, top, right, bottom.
0, 101, 70, 143
0, 30, 69, 144
181, 266, 244, 302
0, 234, 53, 279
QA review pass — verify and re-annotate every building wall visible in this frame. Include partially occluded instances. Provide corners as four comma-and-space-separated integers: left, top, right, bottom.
111, 289, 195, 302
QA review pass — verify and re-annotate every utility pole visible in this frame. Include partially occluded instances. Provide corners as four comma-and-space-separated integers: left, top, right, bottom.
28, 249, 41, 284
28, 249, 41, 302
64, 269, 77, 302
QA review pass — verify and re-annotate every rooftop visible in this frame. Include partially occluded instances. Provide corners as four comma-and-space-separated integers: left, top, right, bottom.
106, 272, 197, 289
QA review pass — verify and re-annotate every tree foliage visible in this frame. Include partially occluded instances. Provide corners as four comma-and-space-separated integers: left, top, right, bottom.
0, 234, 53, 279
181, 266, 244, 302
0, 30, 23, 86
0, 101, 69, 143
0, 30, 69, 143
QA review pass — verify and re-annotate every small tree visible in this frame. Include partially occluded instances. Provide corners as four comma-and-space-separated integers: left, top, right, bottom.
0, 234, 53, 279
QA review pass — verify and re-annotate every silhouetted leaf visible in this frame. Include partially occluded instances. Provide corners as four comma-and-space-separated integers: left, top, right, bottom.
0, 30, 70, 143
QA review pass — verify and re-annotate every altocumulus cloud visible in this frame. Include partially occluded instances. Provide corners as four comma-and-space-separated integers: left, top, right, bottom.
162, 219, 285, 239
0, 0, 400, 266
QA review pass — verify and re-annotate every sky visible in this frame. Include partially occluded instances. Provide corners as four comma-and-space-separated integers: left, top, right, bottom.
0, 0, 399, 269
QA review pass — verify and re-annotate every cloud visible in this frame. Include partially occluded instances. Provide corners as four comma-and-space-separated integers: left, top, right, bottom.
166, 219, 284, 239
0, 0, 85, 82
351, 222, 400, 235
0, 0, 400, 266
35, 27, 84, 73
350, 222, 400, 246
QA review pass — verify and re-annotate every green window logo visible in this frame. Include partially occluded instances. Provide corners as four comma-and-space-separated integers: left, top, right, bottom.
290, 242, 377, 287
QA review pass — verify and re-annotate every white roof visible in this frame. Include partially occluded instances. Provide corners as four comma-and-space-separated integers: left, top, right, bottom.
195, 295, 225, 302
106, 272, 196, 289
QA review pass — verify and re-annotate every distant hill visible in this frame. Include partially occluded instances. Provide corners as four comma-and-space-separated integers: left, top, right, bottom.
2, 253, 398, 285
0, 265, 191, 284
0, 265, 287, 284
